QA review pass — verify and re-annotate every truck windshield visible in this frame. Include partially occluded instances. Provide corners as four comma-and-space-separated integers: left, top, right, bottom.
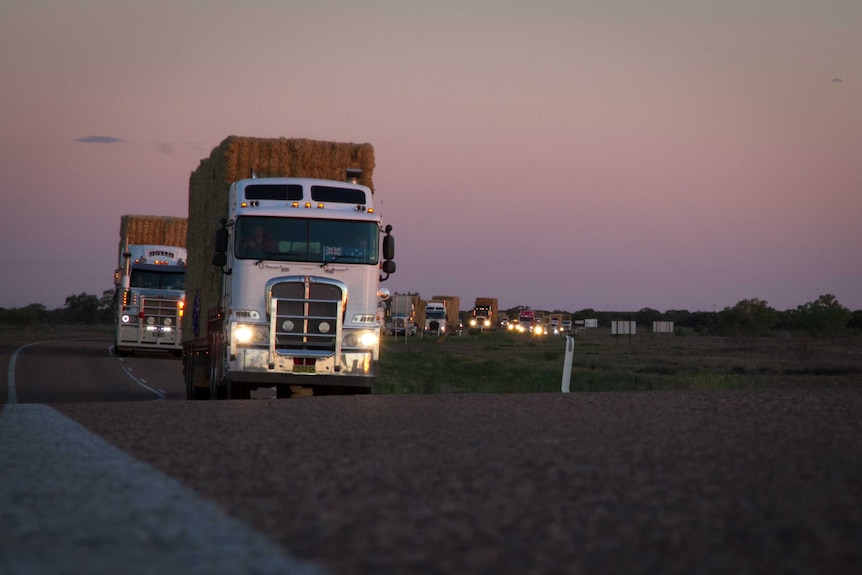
235, 217, 379, 264
426, 309, 446, 319
130, 270, 185, 290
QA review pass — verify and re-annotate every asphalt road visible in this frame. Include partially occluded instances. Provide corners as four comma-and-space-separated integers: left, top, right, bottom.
2, 337, 861, 574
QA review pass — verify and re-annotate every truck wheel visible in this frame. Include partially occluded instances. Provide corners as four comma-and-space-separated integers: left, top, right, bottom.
276, 384, 292, 398
184, 359, 193, 400
212, 380, 227, 400
226, 378, 250, 400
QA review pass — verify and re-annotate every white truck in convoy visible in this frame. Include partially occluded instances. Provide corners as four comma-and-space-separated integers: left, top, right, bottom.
114, 215, 187, 356
424, 300, 448, 335
182, 136, 395, 399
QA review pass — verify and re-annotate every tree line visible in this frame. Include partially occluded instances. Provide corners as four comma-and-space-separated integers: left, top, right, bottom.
0, 290, 116, 327
2, 291, 860, 338
507, 294, 861, 338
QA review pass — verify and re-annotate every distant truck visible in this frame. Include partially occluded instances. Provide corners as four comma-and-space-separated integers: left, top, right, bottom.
549, 313, 571, 335
516, 308, 536, 333
113, 215, 187, 357
182, 136, 395, 400
498, 311, 510, 329
431, 295, 461, 335
391, 294, 417, 336
470, 297, 498, 331
424, 300, 448, 335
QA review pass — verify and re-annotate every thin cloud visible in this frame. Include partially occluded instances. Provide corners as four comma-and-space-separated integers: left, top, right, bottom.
154, 141, 175, 155
75, 135, 123, 144
832, 78, 843, 83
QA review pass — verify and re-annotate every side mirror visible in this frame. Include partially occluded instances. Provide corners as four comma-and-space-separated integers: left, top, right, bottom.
213, 219, 231, 274
379, 225, 395, 282
382, 234, 394, 261
214, 227, 229, 255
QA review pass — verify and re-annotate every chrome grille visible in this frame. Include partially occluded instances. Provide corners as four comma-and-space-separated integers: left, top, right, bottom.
270, 278, 344, 352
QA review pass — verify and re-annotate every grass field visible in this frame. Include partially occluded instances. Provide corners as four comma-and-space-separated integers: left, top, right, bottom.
375, 329, 862, 394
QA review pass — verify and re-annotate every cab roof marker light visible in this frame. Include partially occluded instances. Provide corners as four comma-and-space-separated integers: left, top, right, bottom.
317, 203, 325, 209
291, 201, 299, 208
305, 202, 312, 208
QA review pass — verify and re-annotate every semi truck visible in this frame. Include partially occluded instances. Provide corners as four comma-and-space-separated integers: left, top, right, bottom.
470, 297, 498, 331
431, 295, 461, 335
113, 215, 187, 356
516, 308, 535, 333
390, 294, 417, 336
424, 300, 448, 335
182, 136, 395, 399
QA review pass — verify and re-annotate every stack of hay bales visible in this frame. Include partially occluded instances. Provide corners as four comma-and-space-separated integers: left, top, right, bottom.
184, 135, 375, 343
119, 215, 188, 251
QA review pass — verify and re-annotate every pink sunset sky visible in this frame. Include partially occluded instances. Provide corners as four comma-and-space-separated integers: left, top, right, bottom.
1, 1, 860, 313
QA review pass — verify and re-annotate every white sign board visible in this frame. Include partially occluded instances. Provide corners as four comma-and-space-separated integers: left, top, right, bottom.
611, 320, 636, 335
652, 321, 674, 334
585, 319, 598, 328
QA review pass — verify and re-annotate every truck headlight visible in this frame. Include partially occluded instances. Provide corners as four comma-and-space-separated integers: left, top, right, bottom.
235, 324, 268, 344
343, 331, 378, 348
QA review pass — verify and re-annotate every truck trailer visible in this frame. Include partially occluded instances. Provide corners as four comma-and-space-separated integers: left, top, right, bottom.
113, 215, 187, 356
182, 136, 395, 399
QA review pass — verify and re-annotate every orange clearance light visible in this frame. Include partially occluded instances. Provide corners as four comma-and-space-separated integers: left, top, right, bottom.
291, 201, 299, 208
317, 203, 324, 209
305, 202, 312, 208
368, 208, 374, 214
241, 201, 248, 208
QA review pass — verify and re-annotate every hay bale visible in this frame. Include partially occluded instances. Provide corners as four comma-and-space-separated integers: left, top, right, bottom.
120, 215, 188, 251
184, 136, 375, 343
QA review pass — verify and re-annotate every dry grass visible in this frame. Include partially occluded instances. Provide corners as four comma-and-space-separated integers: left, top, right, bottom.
376, 330, 862, 394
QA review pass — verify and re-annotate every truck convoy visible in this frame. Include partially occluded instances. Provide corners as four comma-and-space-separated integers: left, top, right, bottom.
182, 136, 395, 399
470, 297, 499, 331
113, 215, 187, 356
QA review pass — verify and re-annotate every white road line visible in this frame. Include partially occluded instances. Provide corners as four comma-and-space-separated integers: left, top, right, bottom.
0, 404, 328, 575
7, 341, 58, 404
107, 345, 165, 399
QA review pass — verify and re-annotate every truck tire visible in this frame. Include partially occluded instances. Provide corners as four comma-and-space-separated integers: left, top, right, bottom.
226, 378, 250, 400
211, 379, 227, 400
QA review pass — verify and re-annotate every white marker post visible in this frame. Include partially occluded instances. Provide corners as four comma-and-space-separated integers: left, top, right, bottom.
561, 336, 574, 393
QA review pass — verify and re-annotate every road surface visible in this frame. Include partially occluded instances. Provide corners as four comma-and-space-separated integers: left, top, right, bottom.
2, 336, 861, 574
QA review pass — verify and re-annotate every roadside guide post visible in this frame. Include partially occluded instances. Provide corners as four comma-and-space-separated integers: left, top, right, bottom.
561, 336, 574, 393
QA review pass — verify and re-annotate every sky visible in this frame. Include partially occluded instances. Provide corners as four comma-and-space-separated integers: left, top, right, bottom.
1, 0, 860, 313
